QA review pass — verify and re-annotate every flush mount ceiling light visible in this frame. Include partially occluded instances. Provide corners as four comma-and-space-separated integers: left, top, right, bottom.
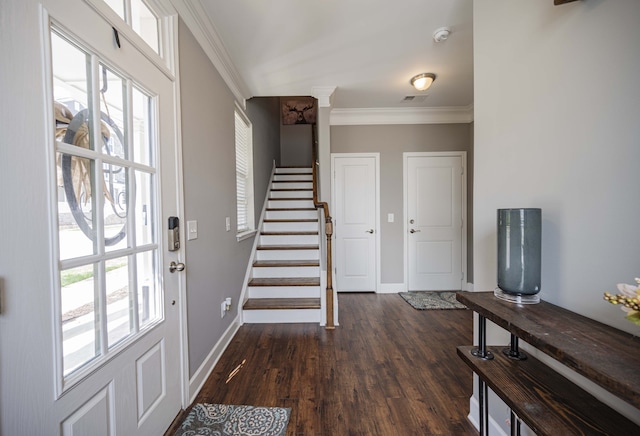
433, 27, 451, 43
410, 73, 436, 91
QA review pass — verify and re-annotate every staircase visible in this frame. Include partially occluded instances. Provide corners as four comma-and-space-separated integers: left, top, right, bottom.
242, 167, 322, 323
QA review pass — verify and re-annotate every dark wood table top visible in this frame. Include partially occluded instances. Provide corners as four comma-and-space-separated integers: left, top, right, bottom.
457, 291, 640, 409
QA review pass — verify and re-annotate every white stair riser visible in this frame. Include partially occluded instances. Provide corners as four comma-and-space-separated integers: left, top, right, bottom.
266, 210, 317, 220
256, 249, 319, 261
260, 234, 319, 245
272, 182, 313, 190
275, 168, 311, 174
247, 285, 320, 298
273, 174, 312, 182
270, 190, 313, 199
243, 308, 321, 324
252, 266, 319, 278
263, 221, 318, 232
268, 199, 314, 209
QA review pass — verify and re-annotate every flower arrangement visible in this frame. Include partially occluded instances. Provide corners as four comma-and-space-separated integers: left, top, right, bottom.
603, 278, 640, 326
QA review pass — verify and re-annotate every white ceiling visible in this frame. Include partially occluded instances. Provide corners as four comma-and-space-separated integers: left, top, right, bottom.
197, 0, 473, 110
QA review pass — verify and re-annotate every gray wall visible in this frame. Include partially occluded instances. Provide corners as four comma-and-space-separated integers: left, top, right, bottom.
179, 22, 278, 377
474, 0, 640, 334
247, 97, 281, 220
474, 0, 640, 429
331, 123, 473, 284
280, 124, 313, 167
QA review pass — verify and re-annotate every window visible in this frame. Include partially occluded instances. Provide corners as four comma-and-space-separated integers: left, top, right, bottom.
235, 108, 254, 239
99, 0, 161, 56
52, 28, 161, 380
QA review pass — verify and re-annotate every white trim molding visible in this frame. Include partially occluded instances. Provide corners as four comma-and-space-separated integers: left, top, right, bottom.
170, 0, 250, 107
330, 104, 474, 125
312, 86, 337, 108
188, 315, 240, 403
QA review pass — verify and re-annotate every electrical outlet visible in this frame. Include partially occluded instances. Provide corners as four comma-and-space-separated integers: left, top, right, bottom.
221, 301, 227, 318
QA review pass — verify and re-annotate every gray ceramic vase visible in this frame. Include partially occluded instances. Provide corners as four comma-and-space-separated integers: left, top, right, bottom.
497, 208, 541, 296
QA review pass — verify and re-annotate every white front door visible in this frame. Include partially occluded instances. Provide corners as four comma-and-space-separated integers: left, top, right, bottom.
0, 2, 183, 434
406, 153, 465, 291
332, 154, 378, 292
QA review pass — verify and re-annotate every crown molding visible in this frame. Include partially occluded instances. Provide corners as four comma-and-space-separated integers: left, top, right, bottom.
170, 0, 251, 106
330, 104, 474, 126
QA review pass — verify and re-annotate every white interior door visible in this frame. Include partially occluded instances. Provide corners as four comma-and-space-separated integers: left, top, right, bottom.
406, 154, 464, 291
0, 2, 182, 434
332, 155, 378, 292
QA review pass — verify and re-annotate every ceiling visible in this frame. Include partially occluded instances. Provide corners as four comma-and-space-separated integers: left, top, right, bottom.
197, 0, 473, 110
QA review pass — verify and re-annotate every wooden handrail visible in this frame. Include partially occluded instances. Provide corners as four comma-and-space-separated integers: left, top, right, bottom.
311, 125, 334, 329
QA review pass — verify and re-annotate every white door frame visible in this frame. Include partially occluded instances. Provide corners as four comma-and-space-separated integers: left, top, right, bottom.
171, 31, 191, 413
331, 153, 380, 292
403, 152, 467, 291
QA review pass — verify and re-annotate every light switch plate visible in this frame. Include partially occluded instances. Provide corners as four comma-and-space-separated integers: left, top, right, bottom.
187, 220, 198, 240
388, 213, 394, 223
225, 217, 231, 232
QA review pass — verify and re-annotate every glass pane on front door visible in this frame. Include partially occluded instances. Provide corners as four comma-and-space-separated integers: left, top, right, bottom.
52, 26, 163, 384
132, 86, 153, 165
61, 264, 99, 375
137, 250, 160, 328
106, 256, 132, 347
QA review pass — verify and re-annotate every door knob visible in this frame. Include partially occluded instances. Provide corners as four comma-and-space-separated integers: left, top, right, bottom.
366, 229, 374, 234
169, 261, 185, 273
410, 229, 421, 233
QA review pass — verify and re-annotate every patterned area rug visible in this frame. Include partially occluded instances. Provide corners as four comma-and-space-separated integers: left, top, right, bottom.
175, 403, 291, 436
399, 291, 467, 310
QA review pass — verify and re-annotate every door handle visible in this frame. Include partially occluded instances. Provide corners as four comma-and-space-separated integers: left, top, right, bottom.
169, 261, 185, 273
366, 229, 374, 234
410, 229, 421, 233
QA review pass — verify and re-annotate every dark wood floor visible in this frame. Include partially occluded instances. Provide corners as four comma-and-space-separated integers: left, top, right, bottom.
170, 293, 477, 435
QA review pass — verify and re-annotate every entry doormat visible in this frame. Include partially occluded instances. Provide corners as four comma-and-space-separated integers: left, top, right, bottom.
399, 291, 467, 310
175, 403, 291, 436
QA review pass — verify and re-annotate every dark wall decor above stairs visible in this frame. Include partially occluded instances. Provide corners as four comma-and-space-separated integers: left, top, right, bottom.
242, 167, 323, 323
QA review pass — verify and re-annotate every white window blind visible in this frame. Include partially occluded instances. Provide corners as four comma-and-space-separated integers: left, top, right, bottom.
235, 110, 253, 234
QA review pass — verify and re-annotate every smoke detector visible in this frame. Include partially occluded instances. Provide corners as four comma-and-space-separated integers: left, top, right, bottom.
433, 27, 451, 43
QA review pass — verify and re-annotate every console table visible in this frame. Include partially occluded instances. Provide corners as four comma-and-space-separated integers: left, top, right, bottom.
456, 291, 640, 435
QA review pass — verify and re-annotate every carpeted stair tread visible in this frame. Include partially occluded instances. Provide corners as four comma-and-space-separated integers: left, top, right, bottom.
248, 277, 321, 287
257, 244, 319, 250
243, 298, 321, 310
253, 260, 320, 267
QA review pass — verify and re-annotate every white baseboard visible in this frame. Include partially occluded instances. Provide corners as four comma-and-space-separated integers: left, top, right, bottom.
188, 315, 240, 403
468, 395, 508, 436
466, 282, 474, 291
376, 283, 405, 293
